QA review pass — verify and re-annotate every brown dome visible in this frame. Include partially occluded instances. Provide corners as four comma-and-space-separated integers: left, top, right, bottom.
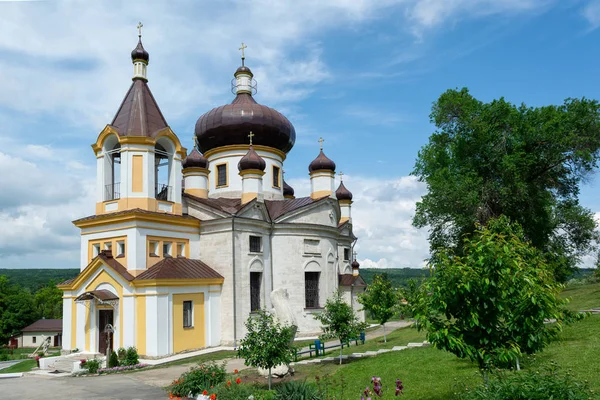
283, 180, 294, 197
308, 150, 336, 173
235, 66, 253, 76
182, 148, 208, 169
335, 182, 353, 201
195, 93, 296, 154
238, 145, 266, 171
131, 38, 149, 63
352, 259, 360, 269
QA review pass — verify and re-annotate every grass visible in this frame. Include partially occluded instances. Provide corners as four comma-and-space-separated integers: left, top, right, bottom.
0, 359, 37, 374
151, 350, 237, 369
0, 347, 61, 361
562, 281, 600, 311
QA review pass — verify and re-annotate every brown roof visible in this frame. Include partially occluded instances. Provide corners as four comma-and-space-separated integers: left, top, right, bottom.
73, 208, 199, 224
59, 277, 75, 286
110, 79, 168, 138
265, 196, 325, 220
75, 289, 119, 302
339, 274, 367, 287
21, 319, 62, 333
184, 194, 244, 214
135, 257, 223, 280
98, 252, 135, 281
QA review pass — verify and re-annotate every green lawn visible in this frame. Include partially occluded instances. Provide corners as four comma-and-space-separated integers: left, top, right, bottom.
562, 281, 600, 311
0, 359, 37, 374
152, 350, 237, 369
1, 347, 61, 361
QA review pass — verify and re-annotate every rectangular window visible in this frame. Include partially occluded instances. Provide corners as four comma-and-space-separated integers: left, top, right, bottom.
272, 166, 280, 188
149, 241, 159, 257
92, 243, 101, 258
344, 248, 350, 261
305, 272, 320, 308
304, 239, 320, 255
250, 272, 262, 312
104, 242, 112, 251
163, 242, 172, 257
32, 336, 36, 344
177, 243, 185, 257
117, 241, 125, 257
183, 301, 193, 328
249, 236, 262, 253
217, 164, 227, 187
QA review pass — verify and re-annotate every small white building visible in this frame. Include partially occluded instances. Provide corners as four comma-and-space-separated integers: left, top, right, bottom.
58, 30, 365, 358
20, 319, 62, 348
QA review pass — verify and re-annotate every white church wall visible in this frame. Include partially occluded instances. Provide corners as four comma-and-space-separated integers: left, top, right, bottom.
62, 295, 72, 351
122, 296, 135, 348
278, 201, 339, 227
145, 294, 159, 356
157, 294, 170, 356
208, 288, 222, 347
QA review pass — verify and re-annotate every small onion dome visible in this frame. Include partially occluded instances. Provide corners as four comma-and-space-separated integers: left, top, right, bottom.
131, 38, 149, 63
238, 145, 266, 171
308, 150, 336, 173
352, 259, 360, 269
182, 148, 208, 169
283, 180, 294, 197
335, 181, 353, 201
235, 65, 253, 76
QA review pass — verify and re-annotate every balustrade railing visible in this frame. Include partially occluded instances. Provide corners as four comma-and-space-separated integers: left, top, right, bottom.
104, 183, 120, 201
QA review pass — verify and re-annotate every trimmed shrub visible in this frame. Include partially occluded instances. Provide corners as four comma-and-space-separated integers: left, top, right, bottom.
85, 359, 101, 374
123, 346, 139, 366
117, 347, 126, 361
108, 351, 119, 368
457, 364, 593, 400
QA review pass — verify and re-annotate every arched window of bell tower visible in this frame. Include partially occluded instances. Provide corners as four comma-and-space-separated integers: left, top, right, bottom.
102, 135, 121, 201
154, 138, 174, 202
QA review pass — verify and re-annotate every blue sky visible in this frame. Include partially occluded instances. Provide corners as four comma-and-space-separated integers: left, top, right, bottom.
0, 0, 599, 269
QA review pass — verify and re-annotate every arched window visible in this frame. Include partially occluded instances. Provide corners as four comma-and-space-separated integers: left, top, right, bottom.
102, 136, 121, 201
154, 140, 173, 201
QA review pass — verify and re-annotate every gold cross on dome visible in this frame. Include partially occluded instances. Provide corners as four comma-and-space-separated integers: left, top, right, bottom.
248, 131, 254, 145
339, 171, 344, 182
318, 137, 324, 150
137, 22, 143, 38
239, 42, 247, 65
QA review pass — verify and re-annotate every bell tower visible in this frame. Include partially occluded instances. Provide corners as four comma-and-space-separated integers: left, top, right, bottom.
92, 25, 185, 216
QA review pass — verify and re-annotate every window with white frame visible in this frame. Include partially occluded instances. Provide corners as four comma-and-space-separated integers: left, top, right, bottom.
177, 243, 185, 257
93, 243, 101, 258
183, 301, 193, 328
104, 242, 112, 251
149, 241, 159, 257
117, 241, 125, 257
217, 164, 227, 187
163, 242, 172, 257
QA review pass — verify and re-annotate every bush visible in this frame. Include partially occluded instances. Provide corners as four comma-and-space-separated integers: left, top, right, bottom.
85, 359, 101, 374
168, 361, 227, 398
117, 347, 126, 361
274, 380, 320, 400
123, 346, 139, 366
108, 351, 119, 368
456, 363, 593, 399
0, 349, 9, 361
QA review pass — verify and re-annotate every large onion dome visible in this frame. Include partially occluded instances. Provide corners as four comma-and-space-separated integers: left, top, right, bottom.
238, 145, 266, 171
182, 148, 208, 169
352, 259, 360, 269
335, 182, 353, 201
194, 64, 296, 154
131, 38, 149, 63
283, 180, 295, 197
308, 150, 336, 173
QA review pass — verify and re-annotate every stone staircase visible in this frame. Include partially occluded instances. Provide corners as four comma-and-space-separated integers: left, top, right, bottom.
45, 353, 103, 374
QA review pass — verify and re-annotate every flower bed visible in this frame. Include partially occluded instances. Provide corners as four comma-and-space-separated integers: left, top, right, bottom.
98, 363, 149, 374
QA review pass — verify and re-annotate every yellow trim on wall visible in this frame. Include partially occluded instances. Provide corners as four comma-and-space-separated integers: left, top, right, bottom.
75, 210, 199, 230
95, 197, 183, 216
241, 192, 258, 204
85, 304, 91, 352
272, 165, 281, 189
215, 162, 229, 188
92, 126, 187, 159
132, 155, 144, 192
184, 188, 208, 198
172, 293, 205, 353
239, 169, 265, 177
338, 199, 353, 206
182, 167, 209, 175
145, 235, 190, 269
204, 144, 286, 161
310, 190, 332, 199
136, 296, 146, 356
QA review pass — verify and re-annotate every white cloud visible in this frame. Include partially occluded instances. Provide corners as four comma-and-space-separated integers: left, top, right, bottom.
289, 174, 430, 269
582, 0, 600, 30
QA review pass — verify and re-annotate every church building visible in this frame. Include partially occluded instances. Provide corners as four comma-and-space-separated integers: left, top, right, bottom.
58, 30, 366, 357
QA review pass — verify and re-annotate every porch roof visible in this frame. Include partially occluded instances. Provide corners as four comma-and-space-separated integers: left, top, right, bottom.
75, 289, 119, 302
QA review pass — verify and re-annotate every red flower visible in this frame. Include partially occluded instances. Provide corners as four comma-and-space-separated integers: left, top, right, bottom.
234, 369, 239, 374
227, 380, 231, 386
210, 394, 216, 400
202, 390, 208, 395
236, 378, 241, 384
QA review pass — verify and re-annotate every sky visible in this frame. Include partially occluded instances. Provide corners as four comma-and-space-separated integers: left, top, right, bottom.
0, 0, 599, 270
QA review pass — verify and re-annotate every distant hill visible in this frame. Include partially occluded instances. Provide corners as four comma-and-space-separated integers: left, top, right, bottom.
0, 269, 79, 292
360, 268, 429, 288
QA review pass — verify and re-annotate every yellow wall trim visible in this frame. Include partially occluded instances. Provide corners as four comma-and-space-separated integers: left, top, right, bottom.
183, 167, 209, 175
310, 190, 332, 199
136, 296, 146, 356
132, 155, 144, 193
184, 188, 208, 198
241, 192, 258, 204
93, 126, 186, 158
95, 198, 183, 216
173, 293, 204, 353
239, 169, 265, 177
338, 199, 353, 206
340, 216, 350, 223
75, 210, 199, 230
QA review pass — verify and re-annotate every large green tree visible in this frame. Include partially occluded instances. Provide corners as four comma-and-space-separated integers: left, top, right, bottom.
358, 273, 398, 343
34, 281, 63, 320
413, 88, 600, 281
0, 276, 36, 343
412, 217, 580, 378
